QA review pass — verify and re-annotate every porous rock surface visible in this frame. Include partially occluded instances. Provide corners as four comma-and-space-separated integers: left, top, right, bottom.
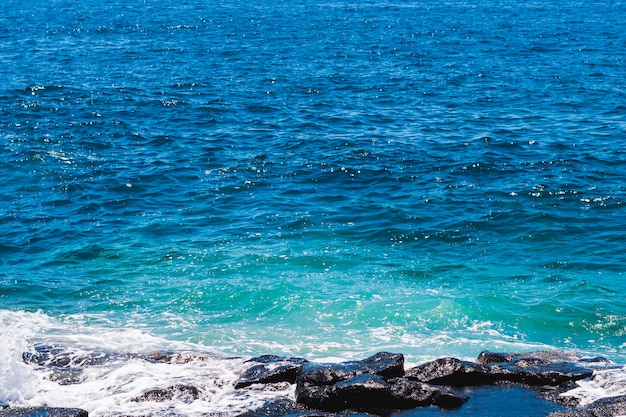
547, 395, 626, 417
405, 350, 603, 387
235, 350, 622, 417
0, 408, 88, 417
130, 384, 201, 403
236, 355, 309, 388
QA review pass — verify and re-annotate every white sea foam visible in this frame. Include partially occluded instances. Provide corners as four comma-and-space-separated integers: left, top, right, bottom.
366, 323, 557, 367
0, 310, 293, 416
3, 310, 626, 415
0, 313, 38, 405
561, 366, 626, 406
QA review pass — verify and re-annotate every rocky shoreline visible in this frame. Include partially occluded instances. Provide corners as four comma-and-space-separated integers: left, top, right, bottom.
3, 349, 626, 417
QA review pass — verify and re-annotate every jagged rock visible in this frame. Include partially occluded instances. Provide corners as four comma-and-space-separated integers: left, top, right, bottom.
405, 357, 504, 386
296, 373, 467, 412
297, 374, 389, 411
22, 345, 219, 368
388, 377, 468, 409
477, 350, 610, 366
511, 360, 595, 386
17, 349, 620, 417
0, 407, 88, 417
235, 398, 376, 417
130, 384, 201, 403
236, 355, 309, 388
476, 350, 516, 364
479, 350, 601, 387
46, 367, 86, 386
294, 353, 466, 412
547, 394, 626, 417
22, 344, 114, 368
21, 344, 118, 386
407, 351, 598, 388
21, 345, 222, 386
297, 352, 404, 386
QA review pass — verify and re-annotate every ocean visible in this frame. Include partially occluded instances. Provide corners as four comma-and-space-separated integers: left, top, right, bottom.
1, 0, 625, 415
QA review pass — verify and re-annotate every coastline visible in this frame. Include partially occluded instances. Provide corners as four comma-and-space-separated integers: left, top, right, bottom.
4, 347, 626, 417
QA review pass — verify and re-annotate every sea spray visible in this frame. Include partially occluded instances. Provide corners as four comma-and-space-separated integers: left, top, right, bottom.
0, 311, 293, 416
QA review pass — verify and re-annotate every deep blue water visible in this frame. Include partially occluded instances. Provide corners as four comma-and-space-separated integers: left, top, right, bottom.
1, 0, 626, 371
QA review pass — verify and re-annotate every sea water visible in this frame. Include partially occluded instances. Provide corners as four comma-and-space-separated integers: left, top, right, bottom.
1, 0, 625, 415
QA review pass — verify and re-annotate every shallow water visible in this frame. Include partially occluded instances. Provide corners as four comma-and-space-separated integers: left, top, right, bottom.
1, 0, 625, 414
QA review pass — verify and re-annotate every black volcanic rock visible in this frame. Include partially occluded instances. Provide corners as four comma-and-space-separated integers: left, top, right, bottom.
297, 352, 404, 386
407, 350, 600, 388
0, 408, 88, 417
405, 357, 505, 386
235, 398, 376, 417
22, 344, 115, 368
17, 348, 622, 417
294, 353, 466, 412
387, 377, 468, 409
477, 350, 611, 366
547, 394, 626, 417
477, 350, 600, 387
130, 384, 201, 403
296, 373, 466, 412
296, 373, 390, 411
21, 344, 119, 386
236, 355, 309, 388
139, 350, 219, 364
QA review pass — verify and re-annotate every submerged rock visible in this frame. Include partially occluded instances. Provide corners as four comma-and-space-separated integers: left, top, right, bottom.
236, 355, 309, 388
547, 394, 626, 417
131, 384, 201, 403
21, 344, 223, 386
22, 344, 115, 368
139, 350, 220, 364
21, 344, 121, 386
235, 398, 376, 417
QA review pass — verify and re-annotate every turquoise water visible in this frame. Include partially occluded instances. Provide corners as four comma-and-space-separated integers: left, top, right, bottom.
1, 1, 625, 410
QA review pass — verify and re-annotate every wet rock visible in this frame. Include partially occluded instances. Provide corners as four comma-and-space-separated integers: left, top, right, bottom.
294, 353, 466, 412
477, 350, 600, 387
388, 377, 468, 409
547, 394, 626, 417
130, 384, 201, 403
22, 344, 114, 368
296, 374, 389, 411
236, 355, 309, 389
139, 350, 218, 364
296, 373, 466, 412
21, 344, 118, 386
405, 357, 503, 386
512, 360, 595, 386
46, 367, 86, 386
475, 351, 516, 364
407, 351, 599, 388
235, 398, 376, 417
0, 407, 88, 417
477, 350, 611, 366
297, 352, 404, 386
